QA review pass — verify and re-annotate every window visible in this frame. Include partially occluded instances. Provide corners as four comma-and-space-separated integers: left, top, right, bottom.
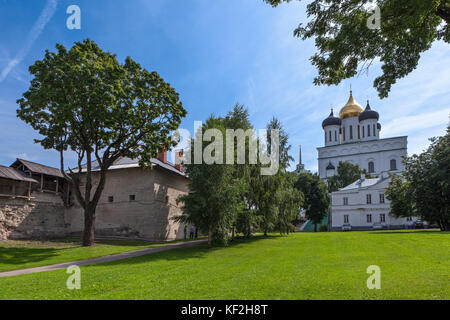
366, 194, 372, 204
329, 131, 332, 142
350, 125, 353, 139
344, 215, 349, 224
129, 195, 136, 201
358, 125, 360, 139
368, 161, 375, 173
380, 214, 386, 223
343, 127, 346, 141
343, 197, 348, 205
390, 159, 397, 171
362, 126, 365, 138
335, 130, 337, 141
108, 196, 114, 203
367, 214, 372, 223
379, 194, 385, 203
367, 125, 371, 136
407, 217, 412, 221
325, 132, 327, 143
373, 124, 376, 136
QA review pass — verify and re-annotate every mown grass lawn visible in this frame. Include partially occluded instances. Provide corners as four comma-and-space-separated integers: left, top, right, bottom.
0, 238, 188, 272
0, 230, 448, 300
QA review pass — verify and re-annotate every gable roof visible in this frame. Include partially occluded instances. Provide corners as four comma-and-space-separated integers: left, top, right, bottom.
74, 157, 185, 177
11, 159, 64, 178
0, 165, 38, 183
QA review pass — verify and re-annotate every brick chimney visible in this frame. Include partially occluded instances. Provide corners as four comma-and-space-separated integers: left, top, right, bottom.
175, 150, 183, 172
157, 149, 167, 163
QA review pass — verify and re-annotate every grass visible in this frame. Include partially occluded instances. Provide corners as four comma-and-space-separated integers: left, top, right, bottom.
0, 238, 192, 273
0, 230, 448, 300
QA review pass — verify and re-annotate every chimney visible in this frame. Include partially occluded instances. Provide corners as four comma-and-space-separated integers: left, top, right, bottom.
157, 149, 167, 163
175, 150, 183, 172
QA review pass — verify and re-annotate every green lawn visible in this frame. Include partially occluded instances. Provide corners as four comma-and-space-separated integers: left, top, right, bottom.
0, 230, 448, 300
0, 238, 189, 273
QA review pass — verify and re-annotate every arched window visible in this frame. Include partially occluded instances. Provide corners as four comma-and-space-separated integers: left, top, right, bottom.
390, 159, 397, 171
329, 130, 332, 142
368, 161, 375, 173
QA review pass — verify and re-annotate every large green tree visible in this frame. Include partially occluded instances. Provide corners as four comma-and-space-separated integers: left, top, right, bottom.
175, 116, 243, 247
264, 0, 450, 98
295, 172, 329, 232
17, 39, 186, 246
327, 161, 370, 192
386, 124, 449, 231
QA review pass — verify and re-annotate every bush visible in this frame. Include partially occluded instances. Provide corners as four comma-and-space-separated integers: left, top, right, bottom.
319, 225, 328, 232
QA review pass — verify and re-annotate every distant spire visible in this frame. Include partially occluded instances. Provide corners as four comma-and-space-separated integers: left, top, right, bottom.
299, 145, 302, 166
366, 100, 371, 110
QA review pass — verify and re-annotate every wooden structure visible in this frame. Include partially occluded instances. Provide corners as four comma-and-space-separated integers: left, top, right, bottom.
0, 165, 37, 200
10, 159, 65, 194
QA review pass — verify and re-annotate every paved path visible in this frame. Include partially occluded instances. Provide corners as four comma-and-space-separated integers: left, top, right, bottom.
0, 239, 206, 278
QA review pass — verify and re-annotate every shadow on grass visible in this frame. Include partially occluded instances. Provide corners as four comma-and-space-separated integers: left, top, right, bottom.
368, 229, 446, 235
100, 234, 283, 268
0, 247, 63, 267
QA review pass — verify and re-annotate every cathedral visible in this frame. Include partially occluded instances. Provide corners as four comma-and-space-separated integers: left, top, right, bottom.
318, 91, 417, 231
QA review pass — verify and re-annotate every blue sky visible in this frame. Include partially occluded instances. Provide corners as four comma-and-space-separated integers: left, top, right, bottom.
0, 0, 449, 172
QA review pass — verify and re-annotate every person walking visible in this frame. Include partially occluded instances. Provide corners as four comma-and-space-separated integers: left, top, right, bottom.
189, 225, 195, 239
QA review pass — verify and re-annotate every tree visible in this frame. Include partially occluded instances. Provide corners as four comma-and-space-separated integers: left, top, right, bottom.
327, 161, 370, 192
275, 172, 304, 234
386, 124, 449, 231
264, 0, 450, 98
295, 172, 329, 232
16, 39, 186, 246
174, 116, 243, 247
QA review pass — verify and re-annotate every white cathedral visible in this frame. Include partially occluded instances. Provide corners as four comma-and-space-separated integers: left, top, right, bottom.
318, 91, 417, 231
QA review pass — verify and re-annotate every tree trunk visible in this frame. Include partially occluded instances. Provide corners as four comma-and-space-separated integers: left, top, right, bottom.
82, 207, 96, 246
314, 223, 317, 232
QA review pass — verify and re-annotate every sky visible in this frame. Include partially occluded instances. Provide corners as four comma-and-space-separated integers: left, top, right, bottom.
0, 0, 449, 172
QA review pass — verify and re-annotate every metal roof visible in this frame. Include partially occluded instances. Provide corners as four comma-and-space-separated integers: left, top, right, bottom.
12, 159, 64, 178
72, 157, 185, 177
0, 166, 38, 183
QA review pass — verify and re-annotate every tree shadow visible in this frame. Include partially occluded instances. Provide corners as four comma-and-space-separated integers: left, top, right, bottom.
100, 234, 283, 267
368, 229, 446, 235
0, 246, 63, 268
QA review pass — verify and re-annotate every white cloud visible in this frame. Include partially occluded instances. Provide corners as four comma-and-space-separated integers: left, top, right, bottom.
0, 0, 58, 83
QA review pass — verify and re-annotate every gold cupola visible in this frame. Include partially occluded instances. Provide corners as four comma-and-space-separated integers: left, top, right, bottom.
339, 90, 363, 119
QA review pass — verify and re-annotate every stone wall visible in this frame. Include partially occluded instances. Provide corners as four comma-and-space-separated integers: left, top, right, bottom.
0, 192, 67, 240
65, 166, 189, 241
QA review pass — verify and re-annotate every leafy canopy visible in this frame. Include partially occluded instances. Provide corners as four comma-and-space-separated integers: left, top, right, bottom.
264, 0, 450, 98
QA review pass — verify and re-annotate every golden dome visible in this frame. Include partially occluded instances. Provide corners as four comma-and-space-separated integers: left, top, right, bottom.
339, 91, 363, 119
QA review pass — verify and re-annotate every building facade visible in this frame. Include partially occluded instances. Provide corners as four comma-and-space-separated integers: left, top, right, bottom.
319, 91, 414, 231
318, 91, 407, 179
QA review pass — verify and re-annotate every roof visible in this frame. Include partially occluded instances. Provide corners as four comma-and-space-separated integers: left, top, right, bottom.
12, 159, 64, 178
339, 178, 380, 191
74, 157, 186, 177
359, 101, 379, 122
322, 109, 342, 128
0, 166, 38, 183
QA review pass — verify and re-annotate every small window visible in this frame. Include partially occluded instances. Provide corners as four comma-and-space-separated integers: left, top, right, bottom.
329, 131, 332, 142
373, 124, 376, 136
366, 194, 372, 204
343, 197, 348, 205
379, 194, 385, 203
358, 125, 360, 139
350, 125, 353, 139
108, 196, 114, 203
344, 215, 349, 224
129, 195, 136, 201
368, 161, 375, 173
380, 214, 386, 223
335, 130, 337, 141
390, 159, 397, 171
362, 126, 365, 138
367, 214, 372, 223
342, 127, 346, 141
407, 217, 412, 221
367, 125, 371, 136
325, 132, 327, 143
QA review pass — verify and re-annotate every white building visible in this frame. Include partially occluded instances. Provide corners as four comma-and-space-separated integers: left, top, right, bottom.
318, 91, 416, 231
318, 91, 407, 179
329, 173, 417, 231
